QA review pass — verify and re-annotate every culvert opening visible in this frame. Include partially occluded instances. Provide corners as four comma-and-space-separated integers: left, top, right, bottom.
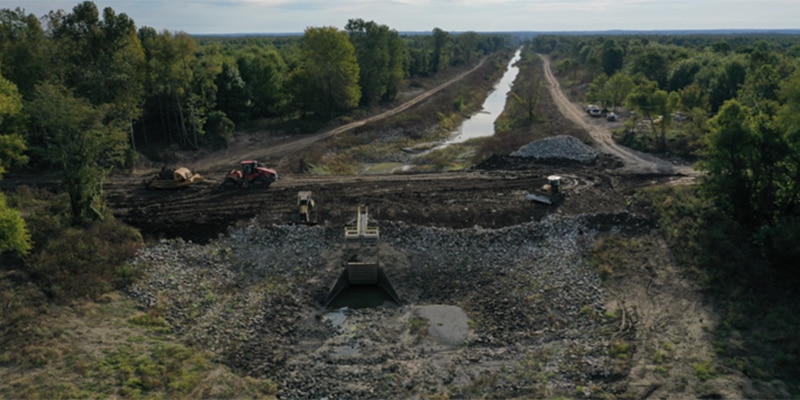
323, 267, 401, 309
323, 206, 402, 309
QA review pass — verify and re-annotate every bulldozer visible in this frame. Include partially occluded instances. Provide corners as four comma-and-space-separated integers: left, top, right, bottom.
143, 166, 206, 190
526, 175, 564, 205
323, 206, 401, 307
295, 191, 317, 224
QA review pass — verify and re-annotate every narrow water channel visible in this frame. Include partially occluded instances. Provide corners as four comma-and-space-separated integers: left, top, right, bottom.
442, 48, 522, 145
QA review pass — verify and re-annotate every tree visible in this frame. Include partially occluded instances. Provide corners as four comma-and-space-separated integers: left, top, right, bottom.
0, 194, 30, 254
604, 72, 634, 112
431, 27, 450, 73
0, 72, 26, 177
27, 83, 126, 224
0, 8, 49, 99
600, 40, 624, 76
626, 79, 680, 152
702, 100, 757, 228
236, 45, 287, 119
298, 26, 360, 117
628, 48, 669, 89
0, 72, 29, 254
346, 19, 406, 106
141, 30, 197, 147
708, 58, 747, 113
555, 58, 577, 82
47, 1, 145, 154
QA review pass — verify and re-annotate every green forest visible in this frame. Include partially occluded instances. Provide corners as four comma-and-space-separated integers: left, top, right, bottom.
0, 1, 507, 240
535, 33, 800, 272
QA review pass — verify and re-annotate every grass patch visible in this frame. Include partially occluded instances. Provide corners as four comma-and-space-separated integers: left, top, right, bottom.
409, 316, 430, 344
590, 235, 649, 281
693, 360, 716, 381
610, 340, 631, 360
0, 287, 277, 399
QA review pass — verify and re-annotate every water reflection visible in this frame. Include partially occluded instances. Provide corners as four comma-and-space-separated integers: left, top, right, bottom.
443, 48, 522, 145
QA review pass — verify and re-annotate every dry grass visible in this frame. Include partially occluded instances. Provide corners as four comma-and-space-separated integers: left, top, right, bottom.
0, 283, 277, 399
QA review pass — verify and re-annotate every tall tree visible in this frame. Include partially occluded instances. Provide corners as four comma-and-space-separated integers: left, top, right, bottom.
0, 8, 49, 99
141, 30, 197, 147
0, 72, 26, 177
236, 45, 287, 118
600, 40, 624, 76
702, 100, 757, 228
47, 2, 145, 122
604, 72, 634, 112
0, 72, 30, 254
298, 26, 360, 117
346, 19, 406, 106
626, 79, 680, 152
27, 83, 127, 224
431, 27, 450, 73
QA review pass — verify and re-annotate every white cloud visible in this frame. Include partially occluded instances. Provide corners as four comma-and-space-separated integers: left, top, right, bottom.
2, 0, 797, 33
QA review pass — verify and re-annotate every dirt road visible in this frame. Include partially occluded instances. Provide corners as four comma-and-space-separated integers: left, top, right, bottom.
191, 58, 488, 173
539, 54, 697, 178
102, 54, 689, 242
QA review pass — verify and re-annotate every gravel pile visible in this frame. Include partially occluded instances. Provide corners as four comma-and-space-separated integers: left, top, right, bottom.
510, 135, 598, 164
127, 214, 618, 399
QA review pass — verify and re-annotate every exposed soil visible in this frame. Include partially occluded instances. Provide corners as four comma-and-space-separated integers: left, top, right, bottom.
6, 51, 751, 398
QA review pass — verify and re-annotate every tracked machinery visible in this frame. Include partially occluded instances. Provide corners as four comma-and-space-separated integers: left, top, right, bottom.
143, 166, 208, 190
323, 206, 401, 307
526, 175, 564, 205
221, 160, 278, 189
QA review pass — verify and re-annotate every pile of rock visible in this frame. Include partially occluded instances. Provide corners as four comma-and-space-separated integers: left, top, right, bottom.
510, 135, 598, 164
126, 214, 616, 399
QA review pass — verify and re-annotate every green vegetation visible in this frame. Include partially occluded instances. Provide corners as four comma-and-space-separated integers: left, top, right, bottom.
638, 185, 800, 394
409, 316, 430, 343
0, 285, 277, 399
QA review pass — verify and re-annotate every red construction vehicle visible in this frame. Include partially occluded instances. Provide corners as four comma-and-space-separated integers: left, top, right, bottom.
221, 160, 278, 188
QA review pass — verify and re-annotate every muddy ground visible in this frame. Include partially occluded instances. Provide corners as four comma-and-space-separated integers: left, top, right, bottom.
4, 50, 758, 398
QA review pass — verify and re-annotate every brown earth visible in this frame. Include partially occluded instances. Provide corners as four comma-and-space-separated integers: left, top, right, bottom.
101, 53, 690, 244
4, 50, 749, 398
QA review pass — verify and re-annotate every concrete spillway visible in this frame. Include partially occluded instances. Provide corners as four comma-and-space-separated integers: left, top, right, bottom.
323, 206, 401, 308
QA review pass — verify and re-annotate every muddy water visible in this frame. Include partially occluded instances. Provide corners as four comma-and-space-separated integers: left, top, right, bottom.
443, 48, 522, 145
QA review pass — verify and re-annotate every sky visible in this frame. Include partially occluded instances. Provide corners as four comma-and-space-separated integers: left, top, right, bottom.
3, 0, 799, 35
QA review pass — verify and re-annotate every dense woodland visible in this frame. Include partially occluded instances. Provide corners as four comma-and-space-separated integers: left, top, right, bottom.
0, 1, 507, 238
533, 34, 800, 276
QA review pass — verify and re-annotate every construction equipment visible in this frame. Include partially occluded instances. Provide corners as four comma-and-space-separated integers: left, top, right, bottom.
295, 191, 317, 224
221, 160, 277, 188
323, 206, 401, 307
526, 175, 564, 205
143, 166, 206, 190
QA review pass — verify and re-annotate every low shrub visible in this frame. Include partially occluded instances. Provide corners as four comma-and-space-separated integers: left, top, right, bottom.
27, 218, 143, 301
